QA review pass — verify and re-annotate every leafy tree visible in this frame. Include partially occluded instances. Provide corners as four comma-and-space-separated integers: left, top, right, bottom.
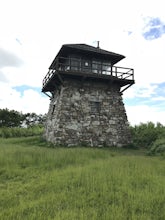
0, 108, 46, 128
23, 113, 45, 127
0, 108, 24, 127
130, 122, 165, 148
149, 138, 165, 155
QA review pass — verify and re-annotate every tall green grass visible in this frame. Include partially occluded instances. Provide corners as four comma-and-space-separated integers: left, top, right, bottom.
0, 125, 44, 138
0, 137, 165, 219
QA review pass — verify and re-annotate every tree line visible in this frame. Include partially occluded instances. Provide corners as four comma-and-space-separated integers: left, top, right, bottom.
0, 108, 46, 128
0, 108, 46, 138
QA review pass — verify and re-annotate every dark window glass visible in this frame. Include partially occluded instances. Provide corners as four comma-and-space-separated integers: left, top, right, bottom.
90, 101, 101, 113
102, 62, 111, 74
70, 57, 80, 71
52, 105, 55, 115
92, 60, 102, 74
82, 60, 91, 72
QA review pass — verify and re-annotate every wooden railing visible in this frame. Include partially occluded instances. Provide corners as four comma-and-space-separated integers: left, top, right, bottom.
42, 57, 134, 89
42, 69, 56, 89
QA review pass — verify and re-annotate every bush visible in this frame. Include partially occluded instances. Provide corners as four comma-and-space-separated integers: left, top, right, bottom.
130, 122, 165, 148
0, 125, 44, 138
149, 138, 165, 155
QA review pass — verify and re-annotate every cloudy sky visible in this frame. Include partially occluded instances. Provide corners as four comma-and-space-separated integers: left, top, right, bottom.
0, 0, 165, 125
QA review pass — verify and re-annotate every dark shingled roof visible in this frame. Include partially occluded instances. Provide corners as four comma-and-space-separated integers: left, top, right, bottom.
63, 44, 125, 57
49, 44, 125, 69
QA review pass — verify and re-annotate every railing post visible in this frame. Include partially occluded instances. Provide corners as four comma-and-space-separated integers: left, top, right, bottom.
80, 58, 82, 71
55, 58, 59, 70
111, 66, 112, 75
69, 57, 71, 70
101, 63, 103, 74
115, 66, 117, 77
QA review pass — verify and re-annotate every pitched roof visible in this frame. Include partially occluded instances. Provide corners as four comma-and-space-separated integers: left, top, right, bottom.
49, 44, 125, 69
63, 44, 125, 58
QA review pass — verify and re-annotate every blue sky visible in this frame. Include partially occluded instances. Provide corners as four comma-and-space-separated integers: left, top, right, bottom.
142, 17, 165, 40
0, 0, 165, 125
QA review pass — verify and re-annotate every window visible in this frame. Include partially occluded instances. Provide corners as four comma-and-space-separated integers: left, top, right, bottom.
70, 56, 81, 71
82, 60, 91, 72
85, 62, 89, 66
52, 100, 57, 115
92, 60, 102, 74
102, 62, 111, 74
90, 101, 101, 114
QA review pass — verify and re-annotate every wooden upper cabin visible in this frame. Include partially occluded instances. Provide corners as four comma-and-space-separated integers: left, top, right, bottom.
42, 44, 134, 94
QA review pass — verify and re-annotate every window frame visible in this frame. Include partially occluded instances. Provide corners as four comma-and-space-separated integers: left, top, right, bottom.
90, 101, 101, 114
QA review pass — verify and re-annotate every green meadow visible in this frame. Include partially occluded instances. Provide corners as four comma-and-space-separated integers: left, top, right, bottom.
0, 136, 165, 220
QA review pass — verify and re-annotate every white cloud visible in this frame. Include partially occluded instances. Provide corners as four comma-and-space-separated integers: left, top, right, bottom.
0, 82, 49, 114
0, 71, 9, 83
20, 89, 49, 114
126, 104, 165, 125
151, 96, 165, 101
0, 47, 23, 68
123, 84, 158, 99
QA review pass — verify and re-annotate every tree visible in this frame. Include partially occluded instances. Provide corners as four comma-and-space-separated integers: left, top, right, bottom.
130, 122, 165, 148
0, 108, 24, 127
23, 113, 46, 127
0, 108, 46, 128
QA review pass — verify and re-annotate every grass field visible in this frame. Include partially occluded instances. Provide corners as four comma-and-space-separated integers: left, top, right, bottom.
0, 137, 165, 220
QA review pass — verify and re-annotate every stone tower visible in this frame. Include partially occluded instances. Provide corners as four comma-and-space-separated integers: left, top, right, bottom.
42, 44, 134, 147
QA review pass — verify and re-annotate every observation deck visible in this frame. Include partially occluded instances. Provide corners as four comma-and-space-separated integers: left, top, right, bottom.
42, 56, 134, 93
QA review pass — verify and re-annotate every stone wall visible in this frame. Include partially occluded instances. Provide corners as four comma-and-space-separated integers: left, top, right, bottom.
44, 78, 131, 147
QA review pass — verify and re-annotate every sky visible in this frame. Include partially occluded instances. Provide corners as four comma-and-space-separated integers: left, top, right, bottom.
0, 0, 165, 125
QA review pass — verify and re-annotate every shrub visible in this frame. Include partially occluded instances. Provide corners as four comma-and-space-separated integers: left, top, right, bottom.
130, 122, 165, 148
149, 138, 165, 155
0, 125, 44, 138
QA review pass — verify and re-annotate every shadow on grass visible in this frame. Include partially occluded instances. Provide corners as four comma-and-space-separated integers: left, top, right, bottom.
3, 136, 54, 148
2, 136, 148, 157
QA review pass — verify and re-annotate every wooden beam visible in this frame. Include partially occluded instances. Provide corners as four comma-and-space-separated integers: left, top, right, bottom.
120, 84, 134, 93
43, 92, 52, 98
57, 72, 64, 85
